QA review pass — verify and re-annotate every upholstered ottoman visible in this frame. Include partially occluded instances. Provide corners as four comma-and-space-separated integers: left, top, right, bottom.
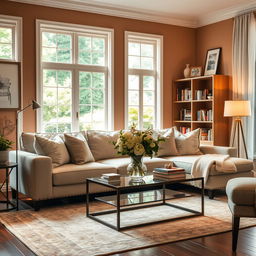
226, 177, 256, 251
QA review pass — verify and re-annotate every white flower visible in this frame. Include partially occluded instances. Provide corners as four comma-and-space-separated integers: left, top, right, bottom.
123, 131, 133, 139
134, 143, 145, 155
150, 142, 155, 148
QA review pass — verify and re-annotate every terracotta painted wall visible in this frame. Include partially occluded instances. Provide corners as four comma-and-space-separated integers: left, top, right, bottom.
0, 0, 196, 144
195, 19, 233, 76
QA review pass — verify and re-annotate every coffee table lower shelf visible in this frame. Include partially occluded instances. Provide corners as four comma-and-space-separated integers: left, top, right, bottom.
86, 176, 204, 231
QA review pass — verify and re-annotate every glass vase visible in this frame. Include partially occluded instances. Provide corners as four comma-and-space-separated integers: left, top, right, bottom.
127, 155, 147, 182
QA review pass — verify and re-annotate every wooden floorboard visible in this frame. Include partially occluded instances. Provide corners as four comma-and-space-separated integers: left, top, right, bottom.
0, 194, 256, 255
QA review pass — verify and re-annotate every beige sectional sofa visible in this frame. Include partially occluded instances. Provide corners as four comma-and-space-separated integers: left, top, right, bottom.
9, 129, 254, 210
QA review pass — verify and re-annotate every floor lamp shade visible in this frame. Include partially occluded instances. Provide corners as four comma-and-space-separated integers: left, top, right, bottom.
224, 100, 251, 117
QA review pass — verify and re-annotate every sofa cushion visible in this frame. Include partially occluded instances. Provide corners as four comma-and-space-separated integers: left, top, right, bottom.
35, 135, 70, 167
98, 157, 171, 175
174, 129, 202, 155
87, 130, 122, 161
157, 129, 178, 157
52, 162, 117, 186
64, 133, 95, 164
163, 156, 254, 176
226, 177, 256, 206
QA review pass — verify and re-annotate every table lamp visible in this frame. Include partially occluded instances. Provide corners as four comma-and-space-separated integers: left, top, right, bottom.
224, 100, 251, 158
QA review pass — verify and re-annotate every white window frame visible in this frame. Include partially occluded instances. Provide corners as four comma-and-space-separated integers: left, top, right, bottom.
125, 31, 163, 129
0, 15, 22, 62
36, 20, 114, 132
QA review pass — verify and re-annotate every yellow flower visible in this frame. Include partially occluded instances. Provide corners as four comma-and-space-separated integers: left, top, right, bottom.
150, 142, 155, 148
134, 143, 145, 155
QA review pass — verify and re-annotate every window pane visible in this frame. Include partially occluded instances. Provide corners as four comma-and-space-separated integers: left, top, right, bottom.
92, 73, 104, 88
57, 49, 71, 63
42, 32, 56, 47
44, 123, 57, 133
58, 88, 72, 120
57, 34, 71, 49
141, 57, 153, 70
57, 71, 71, 87
143, 76, 154, 90
0, 44, 12, 59
143, 106, 154, 129
92, 52, 104, 65
128, 42, 140, 56
128, 75, 139, 90
42, 47, 56, 62
43, 70, 57, 87
43, 104, 57, 122
143, 91, 154, 105
43, 87, 57, 105
92, 89, 104, 104
79, 51, 91, 65
79, 72, 91, 88
78, 36, 91, 51
80, 89, 91, 104
128, 91, 139, 105
141, 44, 153, 57
92, 38, 104, 52
128, 107, 139, 127
58, 123, 71, 133
128, 56, 140, 69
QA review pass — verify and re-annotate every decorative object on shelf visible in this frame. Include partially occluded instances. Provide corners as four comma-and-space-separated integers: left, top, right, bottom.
183, 64, 190, 78
113, 124, 164, 182
190, 66, 202, 77
0, 135, 13, 164
16, 100, 41, 163
224, 100, 251, 158
0, 61, 21, 110
204, 48, 221, 76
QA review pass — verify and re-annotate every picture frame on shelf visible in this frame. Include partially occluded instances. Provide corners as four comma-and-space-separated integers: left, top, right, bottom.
0, 61, 21, 110
204, 48, 221, 76
190, 66, 202, 77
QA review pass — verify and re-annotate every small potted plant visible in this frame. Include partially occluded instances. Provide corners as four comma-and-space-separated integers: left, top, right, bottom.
0, 135, 13, 164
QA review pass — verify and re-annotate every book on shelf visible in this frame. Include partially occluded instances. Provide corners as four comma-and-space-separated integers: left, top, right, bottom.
195, 89, 212, 100
179, 126, 191, 134
176, 88, 191, 101
196, 109, 212, 121
180, 109, 191, 121
200, 128, 212, 141
101, 173, 121, 181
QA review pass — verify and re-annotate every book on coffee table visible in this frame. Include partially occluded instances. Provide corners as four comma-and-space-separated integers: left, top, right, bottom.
101, 173, 121, 181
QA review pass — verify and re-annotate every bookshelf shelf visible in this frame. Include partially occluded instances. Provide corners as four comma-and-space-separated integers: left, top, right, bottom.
172, 75, 230, 146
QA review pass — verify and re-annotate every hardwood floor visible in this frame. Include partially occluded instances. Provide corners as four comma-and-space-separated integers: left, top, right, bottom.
0, 194, 256, 255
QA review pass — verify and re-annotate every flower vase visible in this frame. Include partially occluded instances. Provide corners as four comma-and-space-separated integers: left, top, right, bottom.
184, 64, 190, 78
127, 155, 147, 182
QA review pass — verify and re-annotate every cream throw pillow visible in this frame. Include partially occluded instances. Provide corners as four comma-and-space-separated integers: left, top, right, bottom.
35, 135, 70, 167
64, 133, 95, 164
157, 129, 179, 156
174, 128, 202, 155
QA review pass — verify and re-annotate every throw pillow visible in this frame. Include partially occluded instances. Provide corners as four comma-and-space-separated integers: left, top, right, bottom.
157, 129, 179, 156
174, 128, 202, 155
21, 133, 36, 153
64, 133, 95, 164
87, 130, 122, 161
35, 135, 70, 167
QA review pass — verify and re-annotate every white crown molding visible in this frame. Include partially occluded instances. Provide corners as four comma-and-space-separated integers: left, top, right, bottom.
8, 0, 256, 28
198, 2, 256, 27
8, 0, 198, 28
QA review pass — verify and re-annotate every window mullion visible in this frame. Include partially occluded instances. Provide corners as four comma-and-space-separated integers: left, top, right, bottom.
139, 74, 143, 130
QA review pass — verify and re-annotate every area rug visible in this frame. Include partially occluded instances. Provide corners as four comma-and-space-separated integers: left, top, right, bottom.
0, 196, 256, 256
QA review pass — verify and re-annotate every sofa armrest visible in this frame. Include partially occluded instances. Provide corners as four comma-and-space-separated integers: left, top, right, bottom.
9, 150, 53, 201
199, 145, 237, 157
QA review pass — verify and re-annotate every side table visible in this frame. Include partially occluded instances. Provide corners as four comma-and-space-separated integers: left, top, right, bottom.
0, 162, 18, 212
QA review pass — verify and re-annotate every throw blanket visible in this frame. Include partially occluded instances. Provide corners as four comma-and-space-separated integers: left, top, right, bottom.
191, 154, 237, 182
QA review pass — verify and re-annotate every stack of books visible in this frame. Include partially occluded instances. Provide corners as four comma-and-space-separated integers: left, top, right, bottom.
101, 173, 121, 182
153, 167, 186, 181
180, 109, 191, 121
176, 88, 191, 101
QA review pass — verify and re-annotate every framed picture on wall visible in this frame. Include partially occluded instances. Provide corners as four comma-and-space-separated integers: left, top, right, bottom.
0, 61, 21, 110
204, 48, 221, 76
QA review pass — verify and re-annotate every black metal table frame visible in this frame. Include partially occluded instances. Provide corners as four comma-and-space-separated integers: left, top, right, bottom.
86, 177, 204, 231
0, 163, 18, 212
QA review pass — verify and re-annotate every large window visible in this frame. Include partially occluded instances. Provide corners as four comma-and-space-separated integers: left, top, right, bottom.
125, 32, 162, 129
0, 15, 22, 61
37, 20, 113, 132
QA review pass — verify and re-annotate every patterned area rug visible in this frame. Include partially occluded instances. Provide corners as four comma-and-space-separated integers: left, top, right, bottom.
0, 196, 256, 256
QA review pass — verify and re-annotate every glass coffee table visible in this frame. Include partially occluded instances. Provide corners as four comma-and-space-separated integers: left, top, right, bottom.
86, 175, 204, 231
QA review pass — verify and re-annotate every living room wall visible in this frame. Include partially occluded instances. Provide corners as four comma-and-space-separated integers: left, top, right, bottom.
0, 0, 196, 145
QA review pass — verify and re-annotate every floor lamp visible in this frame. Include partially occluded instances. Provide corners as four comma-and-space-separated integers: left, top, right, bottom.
16, 100, 41, 163
224, 100, 251, 159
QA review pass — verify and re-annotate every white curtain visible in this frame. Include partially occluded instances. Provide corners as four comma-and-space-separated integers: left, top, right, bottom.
232, 12, 256, 159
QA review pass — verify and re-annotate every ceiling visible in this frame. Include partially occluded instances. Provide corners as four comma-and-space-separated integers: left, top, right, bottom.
10, 0, 256, 27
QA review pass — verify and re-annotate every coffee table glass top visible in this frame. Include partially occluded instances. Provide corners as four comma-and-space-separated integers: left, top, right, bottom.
87, 175, 189, 188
